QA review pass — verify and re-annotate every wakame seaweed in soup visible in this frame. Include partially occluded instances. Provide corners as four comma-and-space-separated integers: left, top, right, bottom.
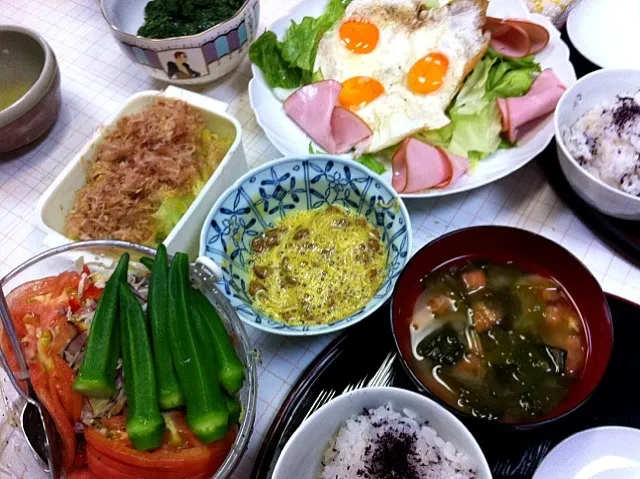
410, 260, 587, 423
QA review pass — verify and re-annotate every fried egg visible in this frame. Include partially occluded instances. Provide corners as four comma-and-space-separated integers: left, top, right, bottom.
314, 0, 490, 153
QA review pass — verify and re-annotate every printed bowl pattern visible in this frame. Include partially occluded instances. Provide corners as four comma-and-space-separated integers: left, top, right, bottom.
200, 156, 412, 336
101, 0, 259, 85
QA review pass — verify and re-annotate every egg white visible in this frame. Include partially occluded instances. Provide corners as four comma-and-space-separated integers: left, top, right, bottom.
314, 0, 490, 153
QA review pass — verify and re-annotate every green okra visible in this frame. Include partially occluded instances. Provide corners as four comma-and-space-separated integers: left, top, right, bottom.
119, 282, 165, 451
168, 253, 228, 443
148, 244, 184, 410
74, 253, 129, 398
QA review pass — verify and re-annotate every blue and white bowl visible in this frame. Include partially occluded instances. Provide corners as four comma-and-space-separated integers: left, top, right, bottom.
199, 156, 412, 336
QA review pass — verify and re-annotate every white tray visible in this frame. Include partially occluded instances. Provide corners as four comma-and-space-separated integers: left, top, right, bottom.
37, 86, 248, 258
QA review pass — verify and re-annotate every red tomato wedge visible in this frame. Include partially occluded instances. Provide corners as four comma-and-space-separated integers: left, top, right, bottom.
51, 356, 83, 423
85, 412, 237, 479
67, 468, 93, 479
30, 360, 78, 471
0, 272, 84, 472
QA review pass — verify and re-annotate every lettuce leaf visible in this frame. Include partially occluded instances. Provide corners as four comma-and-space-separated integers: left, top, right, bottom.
249, 31, 302, 88
450, 56, 497, 116
357, 153, 386, 174
280, 0, 347, 71
448, 101, 502, 166
417, 49, 541, 162
486, 47, 541, 98
249, 0, 349, 89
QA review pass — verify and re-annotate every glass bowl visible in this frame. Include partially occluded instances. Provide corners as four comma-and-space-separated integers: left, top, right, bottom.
0, 240, 257, 479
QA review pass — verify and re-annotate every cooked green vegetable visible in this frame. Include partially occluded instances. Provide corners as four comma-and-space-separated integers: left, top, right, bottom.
357, 153, 386, 175
414, 259, 586, 423
168, 253, 228, 443
224, 394, 242, 424
137, 0, 246, 39
249, 0, 350, 89
149, 245, 184, 410
417, 48, 541, 166
191, 289, 245, 395
418, 324, 465, 366
119, 282, 165, 451
74, 254, 129, 398
154, 195, 194, 243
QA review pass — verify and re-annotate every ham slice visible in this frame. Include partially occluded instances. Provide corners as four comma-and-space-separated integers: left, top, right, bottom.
283, 80, 372, 155
486, 17, 550, 58
391, 139, 469, 194
497, 69, 566, 143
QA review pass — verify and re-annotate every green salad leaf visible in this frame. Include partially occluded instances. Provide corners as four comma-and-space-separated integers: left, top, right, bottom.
417, 48, 542, 163
249, 0, 350, 89
249, 31, 302, 89
486, 47, 541, 98
357, 153, 386, 174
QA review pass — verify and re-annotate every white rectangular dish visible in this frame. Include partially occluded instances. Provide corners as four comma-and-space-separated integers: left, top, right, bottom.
37, 86, 248, 258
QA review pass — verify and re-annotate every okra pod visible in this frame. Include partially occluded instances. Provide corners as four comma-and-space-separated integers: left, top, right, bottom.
224, 394, 242, 424
119, 283, 165, 451
168, 253, 228, 443
148, 244, 184, 410
191, 289, 245, 395
139, 257, 154, 270
74, 253, 129, 398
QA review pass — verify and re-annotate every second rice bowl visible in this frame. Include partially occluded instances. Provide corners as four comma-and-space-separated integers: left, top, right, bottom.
272, 387, 491, 479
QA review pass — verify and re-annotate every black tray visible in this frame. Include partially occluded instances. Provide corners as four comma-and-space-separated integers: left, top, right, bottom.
251, 294, 640, 479
537, 32, 640, 266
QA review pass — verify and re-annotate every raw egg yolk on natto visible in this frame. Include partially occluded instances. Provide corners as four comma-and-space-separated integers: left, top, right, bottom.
408, 52, 449, 94
339, 19, 379, 54
338, 76, 385, 111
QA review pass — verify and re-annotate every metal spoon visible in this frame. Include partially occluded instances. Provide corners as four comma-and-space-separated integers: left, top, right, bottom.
0, 284, 60, 478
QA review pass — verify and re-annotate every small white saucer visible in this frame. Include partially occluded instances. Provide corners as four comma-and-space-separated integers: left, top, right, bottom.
567, 0, 640, 69
533, 426, 640, 479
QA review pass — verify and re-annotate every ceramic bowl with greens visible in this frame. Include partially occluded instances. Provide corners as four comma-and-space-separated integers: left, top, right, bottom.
100, 0, 259, 85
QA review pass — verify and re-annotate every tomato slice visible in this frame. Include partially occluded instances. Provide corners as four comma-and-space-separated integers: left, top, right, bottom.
67, 468, 93, 479
30, 361, 77, 471
51, 356, 83, 423
1, 272, 84, 473
85, 413, 236, 479
82, 284, 103, 301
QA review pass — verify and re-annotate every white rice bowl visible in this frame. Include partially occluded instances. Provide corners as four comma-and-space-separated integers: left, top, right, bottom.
563, 93, 640, 196
321, 403, 477, 479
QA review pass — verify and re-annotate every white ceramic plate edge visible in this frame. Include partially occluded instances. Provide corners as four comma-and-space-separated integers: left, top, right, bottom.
533, 426, 640, 479
248, 0, 577, 199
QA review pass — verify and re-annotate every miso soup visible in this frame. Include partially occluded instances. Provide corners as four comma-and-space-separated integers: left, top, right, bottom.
410, 259, 587, 423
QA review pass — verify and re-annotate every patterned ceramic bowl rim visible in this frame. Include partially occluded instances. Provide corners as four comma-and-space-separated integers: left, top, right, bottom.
99, 0, 254, 42
199, 155, 413, 336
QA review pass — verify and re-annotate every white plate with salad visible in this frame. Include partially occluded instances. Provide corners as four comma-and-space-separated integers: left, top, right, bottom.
248, 0, 576, 198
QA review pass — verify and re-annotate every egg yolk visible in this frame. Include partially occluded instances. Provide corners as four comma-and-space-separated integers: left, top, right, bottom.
338, 76, 385, 111
408, 53, 449, 94
339, 19, 379, 54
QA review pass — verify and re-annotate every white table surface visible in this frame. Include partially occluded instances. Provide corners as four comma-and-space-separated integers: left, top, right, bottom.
1, 0, 639, 477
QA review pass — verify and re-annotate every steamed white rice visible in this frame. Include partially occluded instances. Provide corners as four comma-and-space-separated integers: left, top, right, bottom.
563, 92, 640, 196
320, 403, 477, 479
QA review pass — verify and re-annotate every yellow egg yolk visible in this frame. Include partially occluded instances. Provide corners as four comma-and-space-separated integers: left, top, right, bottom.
339, 19, 379, 54
408, 52, 449, 94
338, 76, 385, 111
